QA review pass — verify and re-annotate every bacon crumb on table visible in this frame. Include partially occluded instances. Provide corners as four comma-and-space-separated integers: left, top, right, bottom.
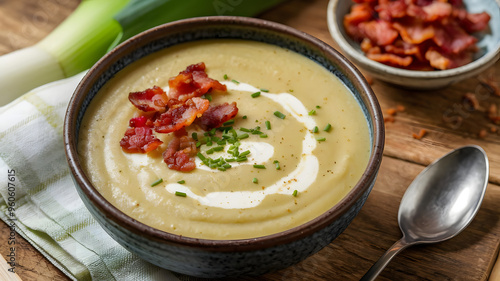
344, 0, 491, 70
478, 129, 488, 139
463, 92, 480, 110
412, 129, 427, 140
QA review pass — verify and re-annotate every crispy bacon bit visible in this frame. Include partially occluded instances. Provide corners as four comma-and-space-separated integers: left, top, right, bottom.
129, 86, 168, 112
489, 104, 500, 124
163, 136, 197, 171
367, 53, 413, 67
344, 0, 491, 70
359, 21, 399, 46
121, 63, 239, 172
344, 3, 374, 41
196, 102, 239, 131
120, 127, 163, 153
478, 129, 488, 139
489, 126, 498, 133
463, 92, 480, 111
387, 108, 397, 116
168, 62, 227, 102
129, 113, 158, 128
154, 97, 210, 133
412, 129, 427, 140
384, 116, 395, 123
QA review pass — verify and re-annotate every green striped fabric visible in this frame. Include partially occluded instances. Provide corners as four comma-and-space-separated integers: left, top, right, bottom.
0, 73, 180, 280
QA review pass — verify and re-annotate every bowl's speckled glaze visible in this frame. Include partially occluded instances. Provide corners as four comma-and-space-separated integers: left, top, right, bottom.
64, 16, 385, 278
327, 0, 500, 90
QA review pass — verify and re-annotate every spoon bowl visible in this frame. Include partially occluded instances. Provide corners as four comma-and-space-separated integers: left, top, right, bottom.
361, 145, 489, 281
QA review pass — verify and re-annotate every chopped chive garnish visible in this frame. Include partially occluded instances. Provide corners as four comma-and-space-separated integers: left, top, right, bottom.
274, 111, 286, 119
308, 110, 316, 115
252, 178, 258, 184
175, 191, 187, 197
253, 164, 266, 169
223, 163, 232, 169
242, 115, 247, 119
192, 132, 198, 140
209, 128, 217, 135
223, 119, 235, 126
177, 180, 185, 184
289, 89, 294, 92
316, 137, 326, 142
292, 190, 298, 197
197, 152, 206, 161
206, 148, 214, 154
224, 74, 228, 80
205, 94, 212, 102
196, 142, 201, 148
232, 79, 240, 84
226, 158, 236, 162
324, 123, 332, 132
240, 127, 251, 132
260, 134, 268, 138
236, 157, 248, 162
260, 88, 269, 92
251, 91, 261, 98
265, 120, 271, 130
240, 150, 251, 157
151, 178, 163, 187
312, 126, 319, 133
213, 146, 224, 152
218, 167, 226, 171
274, 160, 281, 170
237, 133, 249, 139
316, 105, 321, 109
206, 141, 213, 147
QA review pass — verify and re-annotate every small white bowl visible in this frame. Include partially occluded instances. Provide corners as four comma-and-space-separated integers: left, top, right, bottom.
327, 0, 500, 90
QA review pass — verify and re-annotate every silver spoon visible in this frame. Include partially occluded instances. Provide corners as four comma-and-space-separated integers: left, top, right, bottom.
361, 145, 489, 281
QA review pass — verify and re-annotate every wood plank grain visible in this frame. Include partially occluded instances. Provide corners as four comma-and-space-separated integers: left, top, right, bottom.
1, 0, 499, 280
192, 156, 500, 281
260, 0, 500, 185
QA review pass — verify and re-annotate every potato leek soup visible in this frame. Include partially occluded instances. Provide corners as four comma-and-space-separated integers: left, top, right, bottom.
78, 39, 371, 240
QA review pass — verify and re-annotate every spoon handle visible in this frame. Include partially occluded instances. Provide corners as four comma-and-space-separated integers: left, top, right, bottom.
360, 238, 411, 281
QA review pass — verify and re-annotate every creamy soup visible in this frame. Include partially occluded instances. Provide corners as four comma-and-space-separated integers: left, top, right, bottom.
79, 39, 371, 240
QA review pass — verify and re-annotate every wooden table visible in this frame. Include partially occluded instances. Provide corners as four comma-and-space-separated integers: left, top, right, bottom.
1, 0, 500, 280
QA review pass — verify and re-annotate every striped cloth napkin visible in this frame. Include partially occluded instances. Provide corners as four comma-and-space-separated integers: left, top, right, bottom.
0, 73, 180, 281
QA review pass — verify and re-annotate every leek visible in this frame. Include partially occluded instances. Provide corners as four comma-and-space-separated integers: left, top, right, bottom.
0, 0, 287, 106
0, 0, 129, 105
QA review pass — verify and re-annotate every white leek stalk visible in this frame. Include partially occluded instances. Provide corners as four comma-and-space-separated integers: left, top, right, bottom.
0, 0, 128, 106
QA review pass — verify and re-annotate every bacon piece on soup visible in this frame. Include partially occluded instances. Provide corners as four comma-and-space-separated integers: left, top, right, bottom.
168, 62, 227, 102
196, 102, 239, 131
163, 136, 197, 172
128, 86, 168, 113
154, 97, 210, 133
120, 127, 163, 153
129, 112, 158, 128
